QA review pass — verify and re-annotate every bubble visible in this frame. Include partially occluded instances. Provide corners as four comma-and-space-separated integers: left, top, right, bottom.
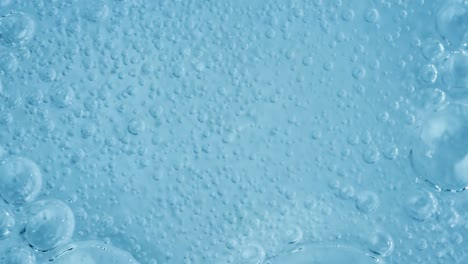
410, 103, 468, 191
0, 52, 18, 73
82, 1, 109, 22
234, 244, 265, 264
2, 247, 35, 264
440, 51, 468, 99
128, 119, 145, 135
367, 231, 394, 257
282, 226, 303, 244
0, 156, 42, 207
352, 66, 366, 80
382, 144, 399, 160
53, 86, 74, 108
355, 191, 380, 213
420, 39, 445, 61
418, 64, 438, 84
0, 202, 14, 239
413, 88, 447, 112
0, 12, 35, 47
341, 9, 355, 21
49, 240, 139, 264
362, 147, 380, 164
436, 0, 468, 47
23, 199, 75, 252
364, 9, 379, 23
268, 244, 379, 264
404, 190, 437, 221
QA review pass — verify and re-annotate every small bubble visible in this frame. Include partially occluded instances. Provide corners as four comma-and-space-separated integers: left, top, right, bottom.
352, 66, 366, 80
419, 64, 438, 84
128, 119, 145, 135
405, 190, 437, 221
364, 9, 379, 23
362, 147, 380, 164
236, 244, 265, 264
383, 145, 399, 160
0, 52, 18, 74
367, 231, 394, 257
341, 9, 355, 21
82, 1, 109, 22
355, 191, 379, 213
420, 39, 445, 61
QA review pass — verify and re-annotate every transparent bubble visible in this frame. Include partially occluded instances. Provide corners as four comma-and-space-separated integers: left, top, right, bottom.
355, 191, 380, 213
0, 156, 42, 207
404, 190, 437, 221
419, 64, 438, 84
436, 0, 468, 48
0, 52, 18, 74
49, 240, 139, 264
420, 38, 445, 61
23, 199, 75, 252
267, 244, 379, 264
0, 201, 14, 239
128, 119, 145, 135
0, 12, 35, 47
410, 103, 468, 191
440, 51, 468, 99
367, 231, 394, 257
234, 244, 265, 264
364, 9, 379, 23
53, 86, 74, 108
2, 247, 35, 264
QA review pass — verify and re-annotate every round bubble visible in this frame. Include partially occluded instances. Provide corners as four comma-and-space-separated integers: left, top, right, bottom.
49, 240, 139, 264
420, 38, 445, 61
2, 247, 35, 264
233, 243, 265, 264
410, 103, 468, 191
436, 0, 468, 48
0, 201, 14, 239
23, 199, 75, 252
0, 12, 35, 47
0, 156, 42, 207
418, 64, 438, 84
268, 244, 379, 264
355, 191, 380, 213
0, 52, 18, 74
440, 51, 468, 99
367, 231, 394, 257
404, 190, 437, 221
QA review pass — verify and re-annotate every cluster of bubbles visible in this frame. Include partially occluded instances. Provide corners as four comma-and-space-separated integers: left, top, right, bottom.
0, 156, 137, 263
411, 0, 468, 192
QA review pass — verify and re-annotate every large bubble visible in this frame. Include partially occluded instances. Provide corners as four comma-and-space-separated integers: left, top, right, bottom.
0, 12, 35, 47
0, 157, 42, 207
49, 241, 139, 264
410, 103, 468, 191
440, 51, 468, 100
436, 0, 468, 48
23, 199, 75, 252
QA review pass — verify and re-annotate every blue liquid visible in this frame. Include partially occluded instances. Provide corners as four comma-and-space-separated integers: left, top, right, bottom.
0, 0, 467, 263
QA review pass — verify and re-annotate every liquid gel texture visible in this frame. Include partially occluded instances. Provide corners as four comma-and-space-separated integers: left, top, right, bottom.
0, 0, 467, 264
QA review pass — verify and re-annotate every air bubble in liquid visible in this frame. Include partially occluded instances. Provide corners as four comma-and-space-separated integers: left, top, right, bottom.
410, 103, 468, 191
2, 247, 35, 264
0, 156, 42, 207
0, 12, 35, 47
23, 199, 75, 252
